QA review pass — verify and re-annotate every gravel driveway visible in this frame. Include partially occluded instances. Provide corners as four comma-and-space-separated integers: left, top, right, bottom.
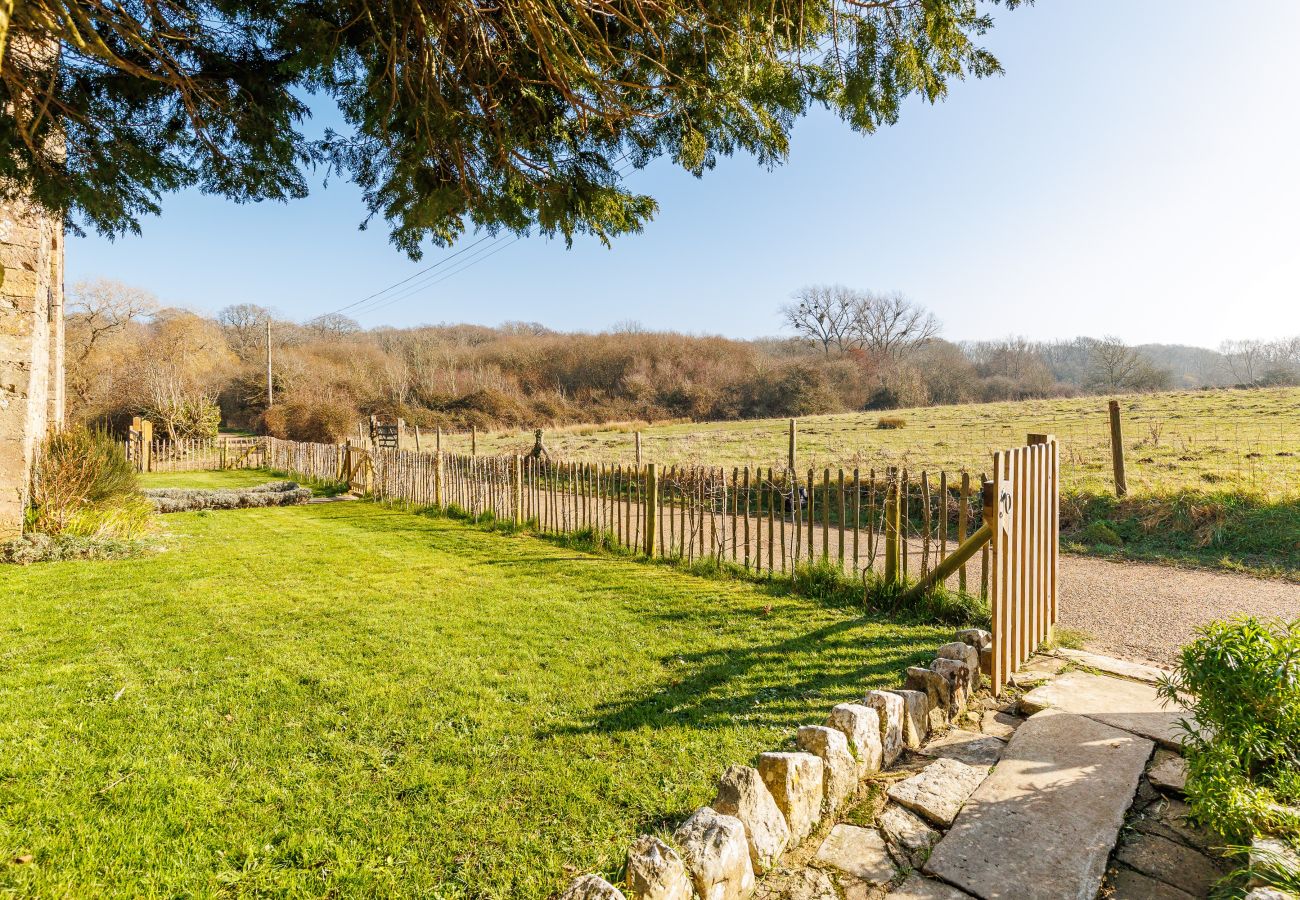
1056, 555, 1300, 665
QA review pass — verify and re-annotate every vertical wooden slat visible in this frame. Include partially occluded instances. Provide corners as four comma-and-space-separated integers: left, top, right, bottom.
800, 470, 811, 561
921, 471, 931, 579
759, 470, 769, 577
821, 468, 830, 563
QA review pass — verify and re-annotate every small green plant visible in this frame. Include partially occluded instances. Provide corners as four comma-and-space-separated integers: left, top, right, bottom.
1079, 520, 1123, 547
28, 426, 151, 538
1158, 617, 1300, 845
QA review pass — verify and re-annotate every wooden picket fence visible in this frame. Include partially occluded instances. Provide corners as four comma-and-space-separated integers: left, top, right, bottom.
291, 442, 991, 594
125, 432, 264, 472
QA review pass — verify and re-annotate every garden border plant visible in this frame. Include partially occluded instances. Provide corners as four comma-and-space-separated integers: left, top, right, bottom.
1158, 616, 1300, 894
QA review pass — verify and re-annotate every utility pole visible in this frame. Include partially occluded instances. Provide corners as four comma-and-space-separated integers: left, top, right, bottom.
265, 318, 274, 407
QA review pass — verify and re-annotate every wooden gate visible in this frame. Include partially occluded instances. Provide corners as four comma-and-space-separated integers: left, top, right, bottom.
988, 433, 1059, 694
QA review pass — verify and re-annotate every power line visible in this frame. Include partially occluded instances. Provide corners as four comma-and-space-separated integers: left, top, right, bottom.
325, 34, 845, 320
326, 233, 496, 317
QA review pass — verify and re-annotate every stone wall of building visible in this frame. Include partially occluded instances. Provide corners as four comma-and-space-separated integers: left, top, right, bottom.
0, 198, 63, 539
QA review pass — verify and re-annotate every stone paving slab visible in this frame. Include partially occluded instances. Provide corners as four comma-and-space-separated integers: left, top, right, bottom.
813, 824, 896, 886
924, 710, 1153, 900
1106, 867, 1196, 900
917, 730, 1006, 767
887, 758, 991, 827
1053, 648, 1171, 684
1019, 670, 1190, 750
1115, 831, 1227, 897
888, 874, 975, 899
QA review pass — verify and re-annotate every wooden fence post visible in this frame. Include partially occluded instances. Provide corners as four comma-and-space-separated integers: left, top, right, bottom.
434, 451, 444, 507
884, 468, 900, 584
1108, 399, 1127, 497
788, 418, 796, 471
471, 425, 477, 457
645, 463, 658, 556
514, 455, 523, 525
414, 425, 422, 452
635, 431, 642, 468
436, 425, 442, 454
141, 419, 153, 472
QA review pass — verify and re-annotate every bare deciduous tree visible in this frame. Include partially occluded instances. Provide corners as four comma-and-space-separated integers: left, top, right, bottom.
1084, 336, 1170, 392
852, 291, 940, 358
782, 285, 860, 355
217, 303, 275, 359
66, 278, 157, 363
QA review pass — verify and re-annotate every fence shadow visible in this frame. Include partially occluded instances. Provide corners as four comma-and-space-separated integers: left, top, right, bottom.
541, 617, 936, 740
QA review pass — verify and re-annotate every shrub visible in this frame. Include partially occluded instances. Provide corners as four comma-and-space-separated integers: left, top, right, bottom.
259, 399, 357, 443
141, 481, 313, 513
1079, 521, 1123, 547
876, 416, 906, 429
146, 394, 221, 440
29, 427, 151, 538
1158, 617, 1300, 844
1, 533, 149, 565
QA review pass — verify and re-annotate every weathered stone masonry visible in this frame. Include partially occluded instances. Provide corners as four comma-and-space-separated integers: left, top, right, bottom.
0, 196, 64, 539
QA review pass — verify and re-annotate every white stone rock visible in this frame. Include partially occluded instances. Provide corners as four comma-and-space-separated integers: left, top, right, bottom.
890, 689, 930, 749
936, 643, 980, 692
796, 725, 856, 814
905, 665, 951, 712
560, 874, 628, 900
886, 757, 990, 827
1147, 756, 1188, 795
626, 835, 693, 900
956, 628, 991, 651
1244, 889, 1297, 900
713, 764, 790, 873
825, 702, 883, 777
931, 658, 973, 718
674, 807, 756, 900
812, 824, 896, 885
865, 690, 905, 765
757, 752, 824, 845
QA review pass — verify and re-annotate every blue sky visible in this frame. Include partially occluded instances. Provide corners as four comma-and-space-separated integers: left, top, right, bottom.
68, 1, 1300, 346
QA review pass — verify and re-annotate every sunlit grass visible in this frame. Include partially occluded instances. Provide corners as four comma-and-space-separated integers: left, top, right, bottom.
0, 500, 945, 898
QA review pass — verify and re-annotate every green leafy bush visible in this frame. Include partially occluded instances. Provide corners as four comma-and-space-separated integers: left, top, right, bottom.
1159, 617, 1300, 844
29, 427, 151, 538
1079, 520, 1123, 547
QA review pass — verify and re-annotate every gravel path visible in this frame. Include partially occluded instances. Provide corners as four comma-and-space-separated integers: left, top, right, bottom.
1056, 555, 1300, 665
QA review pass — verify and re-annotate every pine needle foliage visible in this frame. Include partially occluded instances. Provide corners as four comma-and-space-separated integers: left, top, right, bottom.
2, 0, 1024, 251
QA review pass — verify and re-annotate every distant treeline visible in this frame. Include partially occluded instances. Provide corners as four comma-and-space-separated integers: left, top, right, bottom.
65, 279, 1300, 443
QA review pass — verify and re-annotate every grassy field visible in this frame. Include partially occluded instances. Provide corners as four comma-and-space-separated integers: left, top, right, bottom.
0, 487, 945, 898
455, 387, 1299, 500
447, 387, 1299, 577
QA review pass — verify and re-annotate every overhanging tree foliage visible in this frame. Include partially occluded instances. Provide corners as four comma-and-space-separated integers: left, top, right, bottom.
1, 0, 1024, 255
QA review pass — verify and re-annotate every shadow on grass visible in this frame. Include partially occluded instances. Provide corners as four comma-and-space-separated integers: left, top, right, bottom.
543, 615, 936, 739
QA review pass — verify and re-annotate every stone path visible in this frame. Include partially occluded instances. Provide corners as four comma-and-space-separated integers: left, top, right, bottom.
924, 710, 1152, 899
756, 649, 1228, 900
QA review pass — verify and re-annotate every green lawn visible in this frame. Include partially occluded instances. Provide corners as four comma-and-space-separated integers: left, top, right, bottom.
0, 497, 945, 898
139, 469, 286, 490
